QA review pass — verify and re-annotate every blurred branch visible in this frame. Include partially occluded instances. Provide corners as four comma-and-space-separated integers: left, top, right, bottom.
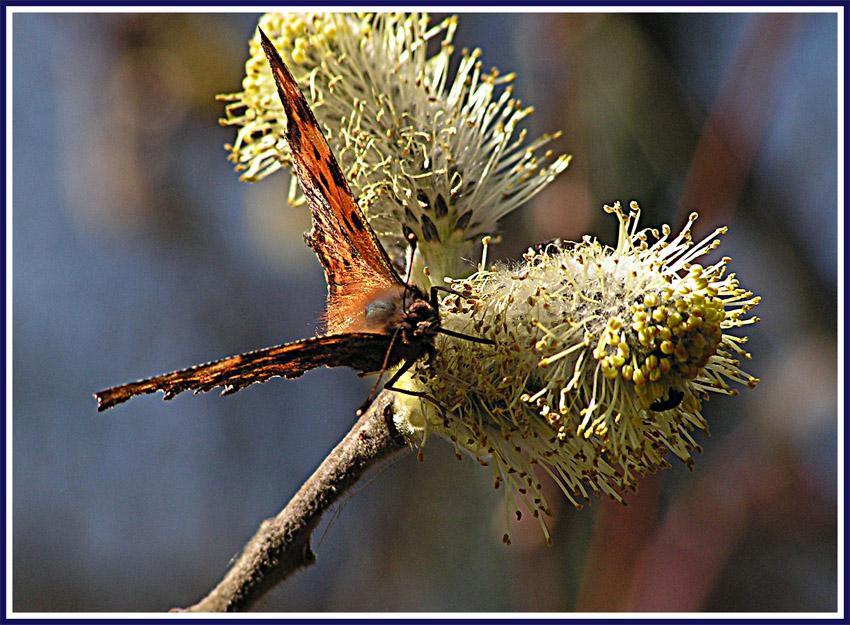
180, 391, 407, 612
677, 13, 804, 226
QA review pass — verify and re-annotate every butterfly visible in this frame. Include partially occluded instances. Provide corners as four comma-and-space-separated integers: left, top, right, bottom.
95, 28, 491, 414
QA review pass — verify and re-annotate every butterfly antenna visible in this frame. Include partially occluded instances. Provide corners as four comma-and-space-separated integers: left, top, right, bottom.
438, 327, 494, 345
429, 285, 495, 346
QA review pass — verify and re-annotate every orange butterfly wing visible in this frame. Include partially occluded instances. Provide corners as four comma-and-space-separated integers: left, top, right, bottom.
259, 29, 403, 335
95, 333, 396, 411
94, 31, 438, 413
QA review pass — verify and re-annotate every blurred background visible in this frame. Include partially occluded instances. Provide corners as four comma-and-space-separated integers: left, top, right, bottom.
11, 11, 839, 612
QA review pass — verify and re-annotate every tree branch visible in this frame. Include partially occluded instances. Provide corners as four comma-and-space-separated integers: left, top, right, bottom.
181, 390, 408, 612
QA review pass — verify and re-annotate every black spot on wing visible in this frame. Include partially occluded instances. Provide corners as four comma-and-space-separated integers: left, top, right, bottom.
285, 109, 302, 147
316, 169, 330, 193
293, 95, 313, 130
327, 157, 348, 191
350, 210, 365, 232
340, 209, 354, 233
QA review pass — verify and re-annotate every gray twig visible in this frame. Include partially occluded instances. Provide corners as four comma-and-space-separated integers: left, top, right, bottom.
181, 390, 407, 612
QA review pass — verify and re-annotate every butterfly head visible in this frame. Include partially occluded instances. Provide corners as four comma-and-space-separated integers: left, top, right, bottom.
362, 284, 440, 353
399, 284, 441, 343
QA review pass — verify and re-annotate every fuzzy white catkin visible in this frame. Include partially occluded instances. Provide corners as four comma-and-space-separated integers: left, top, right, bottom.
397, 202, 759, 542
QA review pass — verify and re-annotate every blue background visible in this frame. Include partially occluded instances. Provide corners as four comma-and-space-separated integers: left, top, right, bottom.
11, 11, 839, 612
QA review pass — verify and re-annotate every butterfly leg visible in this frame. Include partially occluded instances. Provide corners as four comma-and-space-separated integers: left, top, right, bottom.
429, 285, 448, 309
355, 326, 407, 417
382, 354, 450, 427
